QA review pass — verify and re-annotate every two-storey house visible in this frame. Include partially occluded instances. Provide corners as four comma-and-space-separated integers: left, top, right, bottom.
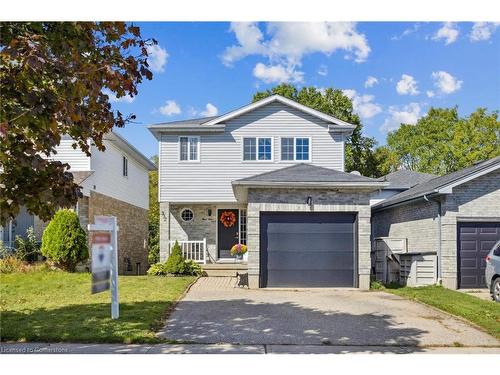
1, 131, 156, 275
149, 95, 387, 289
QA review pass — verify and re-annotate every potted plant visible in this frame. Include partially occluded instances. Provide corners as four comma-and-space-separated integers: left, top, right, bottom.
230, 243, 247, 260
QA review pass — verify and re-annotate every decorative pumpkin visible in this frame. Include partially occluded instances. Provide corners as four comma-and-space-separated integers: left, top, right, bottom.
219, 210, 236, 228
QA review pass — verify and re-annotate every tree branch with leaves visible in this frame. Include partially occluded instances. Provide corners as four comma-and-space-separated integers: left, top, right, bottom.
0, 22, 156, 224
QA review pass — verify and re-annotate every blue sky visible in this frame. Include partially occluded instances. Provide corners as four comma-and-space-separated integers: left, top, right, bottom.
110, 22, 500, 159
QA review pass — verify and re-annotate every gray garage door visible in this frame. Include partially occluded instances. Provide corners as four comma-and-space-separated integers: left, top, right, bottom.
458, 222, 500, 288
260, 212, 356, 288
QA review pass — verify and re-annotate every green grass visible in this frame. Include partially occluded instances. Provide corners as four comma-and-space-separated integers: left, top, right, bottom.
384, 285, 500, 339
0, 270, 196, 343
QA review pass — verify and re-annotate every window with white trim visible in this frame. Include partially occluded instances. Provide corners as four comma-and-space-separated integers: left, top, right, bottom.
280, 137, 311, 161
243, 137, 272, 161
180, 208, 194, 222
179, 136, 199, 161
240, 209, 247, 245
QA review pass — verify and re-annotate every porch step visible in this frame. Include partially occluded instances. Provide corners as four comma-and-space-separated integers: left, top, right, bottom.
201, 263, 248, 277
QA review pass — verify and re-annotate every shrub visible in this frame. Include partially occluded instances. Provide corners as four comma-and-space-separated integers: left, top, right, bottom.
147, 262, 165, 276
40, 209, 89, 272
14, 227, 41, 262
148, 227, 160, 264
164, 241, 187, 275
147, 259, 204, 277
0, 256, 27, 273
184, 259, 204, 276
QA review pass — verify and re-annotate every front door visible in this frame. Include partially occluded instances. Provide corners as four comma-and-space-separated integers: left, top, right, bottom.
217, 209, 240, 259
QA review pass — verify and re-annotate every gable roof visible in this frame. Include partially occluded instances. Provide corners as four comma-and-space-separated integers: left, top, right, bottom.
147, 94, 357, 138
376, 169, 437, 189
104, 132, 157, 171
233, 163, 387, 189
203, 95, 357, 130
373, 156, 500, 211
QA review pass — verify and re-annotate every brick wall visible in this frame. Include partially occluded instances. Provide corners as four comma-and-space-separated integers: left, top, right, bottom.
372, 199, 439, 253
88, 191, 149, 275
246, 188, 372, 290
372, 169, 500, 289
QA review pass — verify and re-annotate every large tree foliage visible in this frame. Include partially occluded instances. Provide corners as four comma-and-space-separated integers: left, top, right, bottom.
253, 84, 380, 177
383, 107, 500, 175
0, 22, 156, 224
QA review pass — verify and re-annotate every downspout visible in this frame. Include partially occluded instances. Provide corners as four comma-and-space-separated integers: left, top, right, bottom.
424, 194, 442, 284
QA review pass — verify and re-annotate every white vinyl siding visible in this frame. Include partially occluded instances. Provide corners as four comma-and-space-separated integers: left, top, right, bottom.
159, 102, 345, 202
88, 140, 149, 209
49, 139, 91, 171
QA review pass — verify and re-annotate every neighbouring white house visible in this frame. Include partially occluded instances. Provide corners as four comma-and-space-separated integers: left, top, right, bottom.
1, 131, 156, 275
149, 94, 388, 289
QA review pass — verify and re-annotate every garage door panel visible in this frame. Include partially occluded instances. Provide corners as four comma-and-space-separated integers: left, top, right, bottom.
267, 251, 354, 270
267, 270, 354, 288
260, 212, 356, 288
268, 233, 353, 253
458, 222, 500, 288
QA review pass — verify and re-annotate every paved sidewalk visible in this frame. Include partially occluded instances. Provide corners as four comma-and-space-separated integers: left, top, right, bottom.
1, 342, 499, 354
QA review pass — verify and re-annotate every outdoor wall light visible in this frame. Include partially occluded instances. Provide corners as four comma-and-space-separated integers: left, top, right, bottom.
207, 208, 212, 217
306, 196, 313, 207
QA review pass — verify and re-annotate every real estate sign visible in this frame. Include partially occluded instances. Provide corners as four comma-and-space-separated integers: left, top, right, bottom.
88, 216, 120, 319
91, 232, 112, 294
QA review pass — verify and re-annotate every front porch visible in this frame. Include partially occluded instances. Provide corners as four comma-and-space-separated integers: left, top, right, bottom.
161, 203, 248, 265
166, 239, 248, 276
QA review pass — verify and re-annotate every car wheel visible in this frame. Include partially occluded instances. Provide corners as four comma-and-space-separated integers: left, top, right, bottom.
493, 278, 500, 303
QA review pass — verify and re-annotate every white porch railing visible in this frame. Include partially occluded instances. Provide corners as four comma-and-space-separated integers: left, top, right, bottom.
168, 239, 207, 264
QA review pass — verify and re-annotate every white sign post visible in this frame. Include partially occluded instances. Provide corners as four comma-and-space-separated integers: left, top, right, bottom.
88, 216, 119, 319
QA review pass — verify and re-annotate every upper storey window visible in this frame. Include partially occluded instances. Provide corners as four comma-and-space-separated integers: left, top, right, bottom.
281, 137, 311, 162
243, 137, 272, 161
179, 136, 199, 161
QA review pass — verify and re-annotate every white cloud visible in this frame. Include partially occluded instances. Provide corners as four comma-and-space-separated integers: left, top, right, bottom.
222, 22, 370, 82
380, 103, 422, 133
364, 76, 379, 88
391, 23, 420, 41
426, 90, 435, 98
432, 22, 459, 45
396, 74, 419, 95
253, 62, 304, 84
431, 71, 463, 94
469, 22, 500, 42
146, 44, 168, 73
103, 89, 135, 104
317, 64, 328, 76
200, 103, 219, 117
159, 100, 181, 116
342, 89, 382, 119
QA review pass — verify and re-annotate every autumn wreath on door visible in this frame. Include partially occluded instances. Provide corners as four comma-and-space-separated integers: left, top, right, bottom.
219, 210, 237, 228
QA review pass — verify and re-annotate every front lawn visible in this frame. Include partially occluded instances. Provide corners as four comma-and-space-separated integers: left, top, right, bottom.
385, 285, 500, 339
0, 270, 195, 343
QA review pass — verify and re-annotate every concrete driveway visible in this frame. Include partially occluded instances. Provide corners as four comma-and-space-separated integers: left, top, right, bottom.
159, 277, 500, 349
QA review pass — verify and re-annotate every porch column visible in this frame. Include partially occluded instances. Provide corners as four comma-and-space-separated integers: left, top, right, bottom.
246, 202, 260, 288
159, 202, 170, 262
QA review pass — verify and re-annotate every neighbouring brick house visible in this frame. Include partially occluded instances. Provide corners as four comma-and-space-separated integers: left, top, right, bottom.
372, 157, 500, 290
2, 132, 156, 275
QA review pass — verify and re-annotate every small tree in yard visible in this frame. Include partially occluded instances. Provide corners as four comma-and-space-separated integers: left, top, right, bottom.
41, 209, 88, 271
164, 241, 186, 275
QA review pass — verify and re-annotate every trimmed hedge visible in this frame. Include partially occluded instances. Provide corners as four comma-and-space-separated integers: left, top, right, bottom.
41, 209, 88, 271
